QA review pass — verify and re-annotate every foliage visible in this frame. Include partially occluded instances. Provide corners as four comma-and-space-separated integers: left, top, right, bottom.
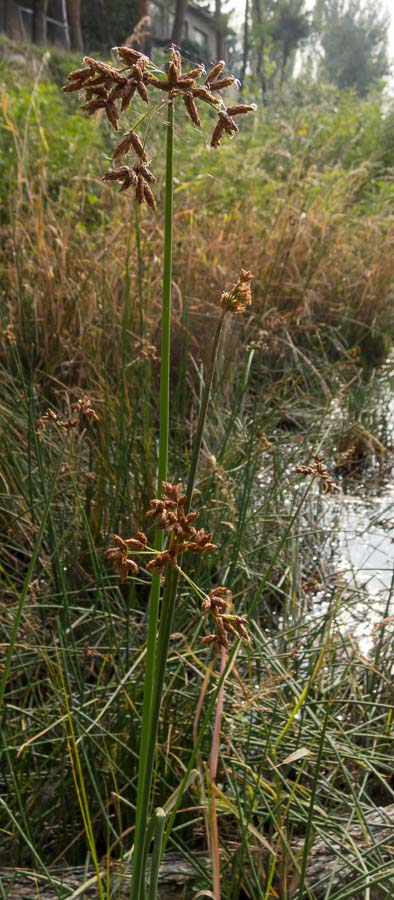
314, 0, 390, 95
249, 0, 311, 98
80, 0, 139, 52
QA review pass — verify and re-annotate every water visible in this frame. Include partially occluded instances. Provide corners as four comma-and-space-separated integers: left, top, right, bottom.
314, 356, 394, 652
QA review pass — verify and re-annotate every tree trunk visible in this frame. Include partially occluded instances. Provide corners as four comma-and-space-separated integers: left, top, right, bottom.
96, 0, 113, 47
66, 0, 83, 52
280, 42, 290, 86
215, 0, 225, 61
1, 0, 8, 32
240, 0, 250, 87
252, 0, 267, 104
171, 0, 188, 47
32, 0, 47, 44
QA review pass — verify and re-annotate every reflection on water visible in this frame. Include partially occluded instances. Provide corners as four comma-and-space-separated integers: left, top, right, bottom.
313, 356, 394, 653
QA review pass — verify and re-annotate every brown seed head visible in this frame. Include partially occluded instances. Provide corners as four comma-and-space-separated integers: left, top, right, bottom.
114, 46, 149, 66
210, 120, 224, 148
184, 92, 201, 127
83, 56, 126, 84
226, 103, 257, 116
105, 101, 120, 130
186, 64, 205, 79
80, 98, 107, 115
121, 80, 137, 110
295, 455, 340, 495
67, 65, 94, 83
102, 166, 133, 181
106, 536, 140, 580
218, 110, 238, 136
220, 269, 253, 314
135, 162, 156, 183
145, 75, 171, 92
209, 76, 236, 92
113, 130, 147, 161
136, 174, 145, 204
176, 76, 196, 89
205, 60, 225, 85
113, 131, 137, 160
143, 183, 157, 210
73, 395, 99, 420
192, 86, 221, 106
136, 81, 149, 103
146, 549, 174, 574
86, 84, 108, 100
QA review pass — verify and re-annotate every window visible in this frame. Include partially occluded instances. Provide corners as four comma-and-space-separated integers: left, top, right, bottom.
192, 26, 208, 47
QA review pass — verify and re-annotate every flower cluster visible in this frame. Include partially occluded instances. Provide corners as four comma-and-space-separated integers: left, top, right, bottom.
106, 532, 147, 580
2, 323, 16, 346
102, 162, 157, 209
295, 454, 340, 495
106, 481, 217, 579
36, 395, 99, 432
62, 47, 150, 122
210, 104, 256, 148
72, 395, 99, 420
201, 587, 249, 651
220, 269, 253, 315
62, 47, 256, 208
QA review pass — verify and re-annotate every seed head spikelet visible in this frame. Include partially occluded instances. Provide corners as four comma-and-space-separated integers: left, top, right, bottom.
62, 46, 256, 208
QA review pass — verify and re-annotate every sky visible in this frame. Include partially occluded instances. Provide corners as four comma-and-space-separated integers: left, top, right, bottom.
389, 4, 394, 64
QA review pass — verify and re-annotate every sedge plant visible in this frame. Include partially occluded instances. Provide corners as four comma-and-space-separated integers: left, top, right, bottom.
62, 43, 256, 898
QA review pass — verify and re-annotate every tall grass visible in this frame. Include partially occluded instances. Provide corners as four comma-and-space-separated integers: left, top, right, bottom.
0, 35, 393, 899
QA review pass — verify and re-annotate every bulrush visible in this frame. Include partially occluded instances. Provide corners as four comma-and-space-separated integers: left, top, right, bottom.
106, 482, 217, 580
72, 395, 99, 420
102, 160, 157, 206
63, 46, 256, 209
62, 43, 257, 900
106, 534, 146, 580
220, 268, 254, 314
201, 587, 250, 650
295, 454, 340, 494
112, 130, 147, 161
211, 105, 256, 147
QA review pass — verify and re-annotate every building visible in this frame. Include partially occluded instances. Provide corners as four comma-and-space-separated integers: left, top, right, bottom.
0, 0, 222, 61
1, 0, 70, 46
150, 1, 220, 62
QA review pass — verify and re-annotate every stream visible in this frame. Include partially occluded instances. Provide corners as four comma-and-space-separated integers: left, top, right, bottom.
309, 355, 394, 653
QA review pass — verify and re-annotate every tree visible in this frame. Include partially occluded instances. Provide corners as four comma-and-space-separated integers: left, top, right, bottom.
271, 1, 310, 84
66, 0, 84, 51
215, 0, 226, 60
81, 0, 140, 51
172, 0, 188, 46
247, 0, 310, 100
32, 0, 47, 44
241, 0, 250, 85
315, 0, 390, 95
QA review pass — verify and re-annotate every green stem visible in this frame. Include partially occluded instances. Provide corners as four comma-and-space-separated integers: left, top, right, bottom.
130, 99, 174, 900
185, 311, 225, 511
131, 163, 225, 898
140, 310, 227, 868
157, 100, 174, 494
148, 809, 166, 900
